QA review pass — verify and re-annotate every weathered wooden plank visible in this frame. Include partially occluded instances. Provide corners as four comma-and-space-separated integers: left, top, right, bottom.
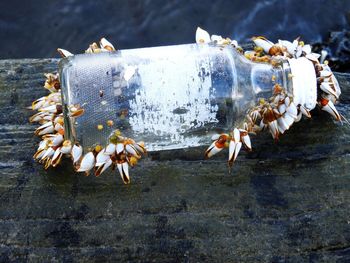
0, 59, 350, 262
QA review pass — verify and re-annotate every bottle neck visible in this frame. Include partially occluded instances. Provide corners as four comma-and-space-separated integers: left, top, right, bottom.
229, 49, 291, 122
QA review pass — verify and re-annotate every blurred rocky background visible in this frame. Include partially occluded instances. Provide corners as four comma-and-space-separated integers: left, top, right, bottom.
1, 0, 350, 71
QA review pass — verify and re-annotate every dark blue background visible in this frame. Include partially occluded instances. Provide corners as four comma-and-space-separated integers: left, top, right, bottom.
1, 0, 349, 58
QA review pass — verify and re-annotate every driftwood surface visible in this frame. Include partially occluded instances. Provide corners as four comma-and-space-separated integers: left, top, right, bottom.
0, 59, 350, 262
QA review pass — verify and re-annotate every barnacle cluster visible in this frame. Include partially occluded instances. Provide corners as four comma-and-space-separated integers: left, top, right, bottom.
30, 38, 146, 184
30, 28, 343, 183
196, 27, 342, 167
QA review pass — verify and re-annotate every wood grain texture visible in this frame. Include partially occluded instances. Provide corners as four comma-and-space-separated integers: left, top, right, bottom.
0, 59, 350, 262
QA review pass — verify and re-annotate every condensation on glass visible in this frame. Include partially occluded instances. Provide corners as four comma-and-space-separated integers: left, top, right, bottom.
59, 43, 291, 151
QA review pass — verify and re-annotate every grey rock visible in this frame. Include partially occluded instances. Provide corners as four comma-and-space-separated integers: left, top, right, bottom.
0, 59, 350, 262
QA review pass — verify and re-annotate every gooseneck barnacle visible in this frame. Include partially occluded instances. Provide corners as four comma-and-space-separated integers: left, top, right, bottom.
198, 27, 342, 167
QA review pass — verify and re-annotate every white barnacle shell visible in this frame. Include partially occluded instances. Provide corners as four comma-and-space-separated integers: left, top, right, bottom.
196, 27, 211, 44
277, 117, 288, 134
320, 50, 328, 64
77, 152, 95, 172
47, 92, 62, 103
41, 147, 55, 160
96, 150, 111, 166
116, 143, 124, 155
278, 104, 286, 114
320, 82, 338, 98
231, 40, 239, 47
38, 139, 49, 151
278, 39, 298, 55
60, 140, 72, 154
321, 99, 341, 121
117, 162, 130, 184
100, 37, 115, 51
305, 53, 320, 63
268, 120, 279, 139
284, 96, 291, 107
205, 141, 223, 158
104, 143, 116, 155
71, 143, 83, 164
211, 34, 223, 43
282, 112, 295, 128
228, 141, 242, 163
252, 37, 274, 53
95, 158, 112, 176
241, 134, 251, 151
295, 45, 303, 58
302, 44, 312, 55
233, 128, 240, 142
133, 142, 146, 154
50, 134, 64, 147
51, 148, 63, 167
125, 144, 140, 158
36, 122, 54, 136
286, 102, 298, 119
54, 122, 63, 132
29, 112, 45, 122
57, 48, 73, 58
39, 104, 59, 113
300, 105, 311, 118
31, 96, 47, 110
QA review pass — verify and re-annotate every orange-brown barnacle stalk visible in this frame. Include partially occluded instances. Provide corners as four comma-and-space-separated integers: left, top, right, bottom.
69, 104, 85, 118
44, 73, 61, 92
273, 83, 283, 95
205, 133, 230, 159
268, 44, 284, 56
127, 156, 139, 167
262, 107, 280, 140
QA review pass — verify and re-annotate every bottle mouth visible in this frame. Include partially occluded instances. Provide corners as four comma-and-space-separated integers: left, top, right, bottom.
287, 57, 317, 110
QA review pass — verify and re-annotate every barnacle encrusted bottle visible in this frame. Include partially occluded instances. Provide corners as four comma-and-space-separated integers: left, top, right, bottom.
31, 27, 341, 182
58, 33, 339, 153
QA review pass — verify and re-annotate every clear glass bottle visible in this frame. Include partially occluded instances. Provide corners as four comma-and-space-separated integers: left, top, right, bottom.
59, 43, 292, 151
